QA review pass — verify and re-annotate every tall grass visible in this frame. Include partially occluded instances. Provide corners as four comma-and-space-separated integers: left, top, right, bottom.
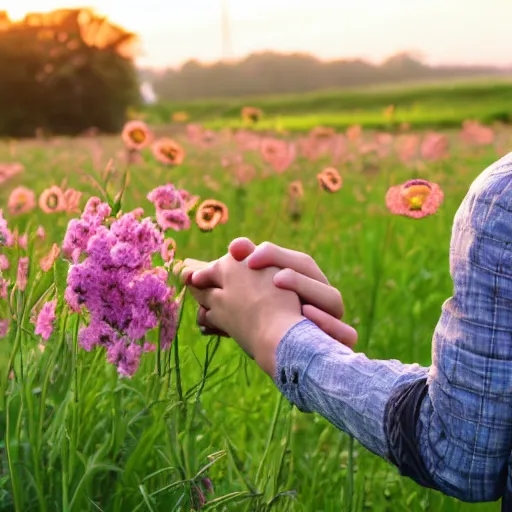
0, 127, 506, 511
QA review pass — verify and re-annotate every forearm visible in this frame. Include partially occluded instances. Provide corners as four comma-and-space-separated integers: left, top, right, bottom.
274, 319, 428, 459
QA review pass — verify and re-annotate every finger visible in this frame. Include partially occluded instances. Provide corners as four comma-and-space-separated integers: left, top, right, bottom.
190, 260, 223, 288
228, 237, 257, 262
178, 259, 210, 285
247, 242, 329, 285
274, 269, 344, 318
188, 286, 222, 310
302, 305, 358, 348
197, 306, 229, 337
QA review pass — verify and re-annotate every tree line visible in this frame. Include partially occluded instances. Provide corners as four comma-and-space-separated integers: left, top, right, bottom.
143, 52, 507, 102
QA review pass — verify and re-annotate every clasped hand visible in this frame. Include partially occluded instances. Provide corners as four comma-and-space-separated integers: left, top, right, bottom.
178, 238, 357, 376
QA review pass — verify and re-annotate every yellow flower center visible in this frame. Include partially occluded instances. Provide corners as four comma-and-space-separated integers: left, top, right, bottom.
161, 146, 177, 161
401, 184, 431, 210
130, 129, 146, 143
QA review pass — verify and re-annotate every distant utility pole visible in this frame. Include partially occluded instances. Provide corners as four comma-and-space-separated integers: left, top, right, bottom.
221, 0, 233, 60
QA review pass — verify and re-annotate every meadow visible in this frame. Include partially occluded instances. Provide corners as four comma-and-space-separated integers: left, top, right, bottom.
0, 92, 509, 511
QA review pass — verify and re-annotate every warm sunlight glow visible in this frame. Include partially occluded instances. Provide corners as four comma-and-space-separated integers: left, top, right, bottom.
3, 0, 511, 69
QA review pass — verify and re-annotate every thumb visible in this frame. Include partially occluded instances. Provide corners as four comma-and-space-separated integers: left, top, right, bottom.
229, 237, 257, 262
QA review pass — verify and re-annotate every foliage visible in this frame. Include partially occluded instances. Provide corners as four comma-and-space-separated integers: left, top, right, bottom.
0, 115, 507, 511
143, 78, 512, 132
0, 9, 139, 137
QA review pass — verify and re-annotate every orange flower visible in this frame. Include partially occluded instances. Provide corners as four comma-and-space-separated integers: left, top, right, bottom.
8, 186, 36, 215
383, 104, 395, 120
40, 243, 61, 272
172, 111, 189, 123
161, 238, 176, 264
317, 167, 342, 193
151, 138, 185, 165
39, 186, 66, 213
195, 200, 229, 232
385, 179, 443, 219
242, 106, 263, 123
121, 120, 152, 151
288, 180, 304, 199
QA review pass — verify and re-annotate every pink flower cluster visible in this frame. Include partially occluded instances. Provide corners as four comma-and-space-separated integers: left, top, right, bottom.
35, 300, 57, 341
64, 197, 179, 377
147, 185, 192, 232
0, 210, 9, 246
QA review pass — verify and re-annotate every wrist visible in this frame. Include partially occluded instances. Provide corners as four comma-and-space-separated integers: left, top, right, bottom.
253, 312, 305, 377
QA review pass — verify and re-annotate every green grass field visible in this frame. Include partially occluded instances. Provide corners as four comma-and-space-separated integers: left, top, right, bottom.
0, 86, 509, 511
143, 78, 512, 132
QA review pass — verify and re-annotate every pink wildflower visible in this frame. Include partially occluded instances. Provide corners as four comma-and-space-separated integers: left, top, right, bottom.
122, 120, 152, 151
460, 120, 494, 146
0, 319, 9, 338
0, 278, 8, 300
36, 226, 46, 240
8, 187, 36, 215
385, 179, 444, 219
420, 133, 449, 161
0, 254, 9, 271
17, 257, 29, 291
65, 205, 178, 377
106, 338, 143, 377
35, 300, 57, 341
40, 244, 61, 272
0, 210, 10, 246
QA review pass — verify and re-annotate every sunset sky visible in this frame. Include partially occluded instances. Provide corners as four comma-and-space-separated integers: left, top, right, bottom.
4, 0, 511, 69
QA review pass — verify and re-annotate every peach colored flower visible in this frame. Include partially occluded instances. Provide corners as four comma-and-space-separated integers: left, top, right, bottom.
39, 186, 66, 213
161, 238, 176, 264
121, 120, 152, 151
63, 188, 82, 213
383, 104, 395, 121
198, 130, 217, 148
40, 243, 61, 272
172, 111, 189, 122
179, 190, 200, 213
346, 125, 362, 143
234, 163, 256, 186
310, 126, 336, 140
396, 135, 419, 164
151, 138, 185, 165
8, 186, 36, 215
195, 200, 229, 232
0, 162, 24, 185
385, 179, 444, 219
420, 133, 449, 161
260, 139, 296, 173
317, 167, 342, 193
241, 106, 263, 123
288, 180, 304, 199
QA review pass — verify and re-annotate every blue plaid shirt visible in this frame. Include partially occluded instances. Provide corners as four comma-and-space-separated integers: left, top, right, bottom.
274, 152, 512, 507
